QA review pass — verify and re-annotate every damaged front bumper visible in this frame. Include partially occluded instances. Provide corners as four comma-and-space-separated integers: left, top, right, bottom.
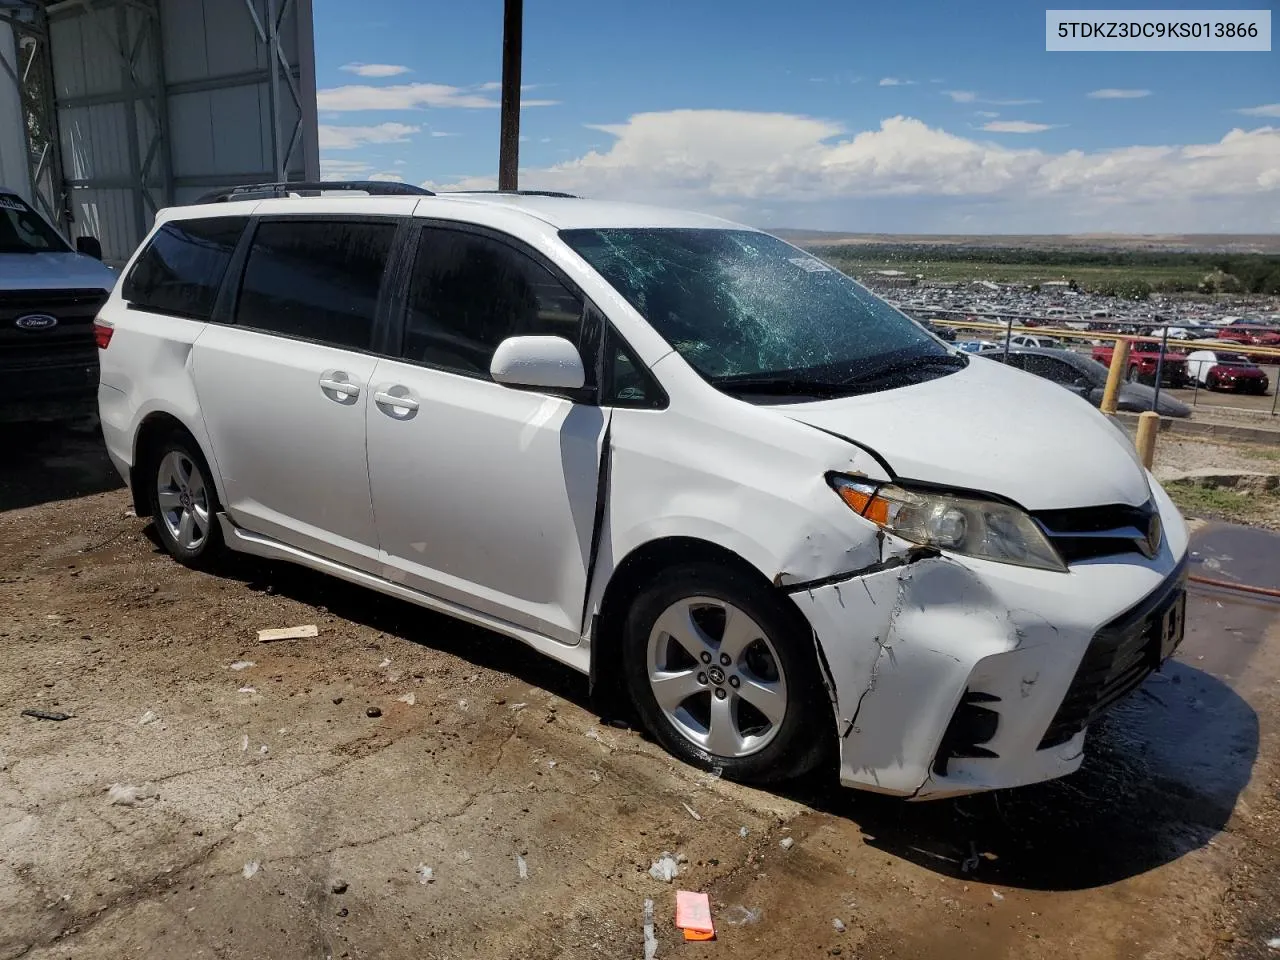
788, 497, 1189, 799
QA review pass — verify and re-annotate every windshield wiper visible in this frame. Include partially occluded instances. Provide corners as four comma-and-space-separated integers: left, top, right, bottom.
841, 352, 967, 386
709, 377, 857, 397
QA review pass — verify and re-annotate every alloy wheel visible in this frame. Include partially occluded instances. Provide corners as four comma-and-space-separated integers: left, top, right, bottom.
156, 450, 211, 551
646, 596, 788, 758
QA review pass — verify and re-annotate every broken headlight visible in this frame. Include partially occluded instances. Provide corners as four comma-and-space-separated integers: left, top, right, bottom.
829, 476, 1066, 572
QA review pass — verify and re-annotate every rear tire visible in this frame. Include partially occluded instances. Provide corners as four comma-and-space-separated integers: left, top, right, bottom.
148, 431, 225, 569
621, 562, 831, 784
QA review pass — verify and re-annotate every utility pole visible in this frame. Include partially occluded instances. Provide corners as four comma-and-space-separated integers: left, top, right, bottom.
498, 0, 522, 191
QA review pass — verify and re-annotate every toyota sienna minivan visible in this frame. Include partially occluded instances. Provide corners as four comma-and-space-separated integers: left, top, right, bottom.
96, 182, 1188, 798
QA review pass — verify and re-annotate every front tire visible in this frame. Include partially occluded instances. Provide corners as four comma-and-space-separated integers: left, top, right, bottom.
621, 562, 830, 784
149, 432, 224, 569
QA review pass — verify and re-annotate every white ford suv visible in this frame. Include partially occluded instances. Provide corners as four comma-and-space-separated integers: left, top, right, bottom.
97, 182, 1189, 798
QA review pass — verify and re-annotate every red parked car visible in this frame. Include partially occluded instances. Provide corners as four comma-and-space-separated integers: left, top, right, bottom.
1091, 341, 1189, 386
1219, 323, 1280, 348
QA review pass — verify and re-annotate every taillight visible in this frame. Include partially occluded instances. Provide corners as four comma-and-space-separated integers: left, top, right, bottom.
94, 319, 113, 349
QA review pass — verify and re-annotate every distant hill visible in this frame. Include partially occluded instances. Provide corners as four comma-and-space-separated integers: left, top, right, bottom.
772, 231, 1280, 256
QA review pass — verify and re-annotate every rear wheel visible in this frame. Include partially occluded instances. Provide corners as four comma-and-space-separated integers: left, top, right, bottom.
622, 562, 830, 784
149, 432, 224, 569
1206, 373, 1221, 392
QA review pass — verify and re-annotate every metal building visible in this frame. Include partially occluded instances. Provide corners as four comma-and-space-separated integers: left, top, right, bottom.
0, 0, 320, 263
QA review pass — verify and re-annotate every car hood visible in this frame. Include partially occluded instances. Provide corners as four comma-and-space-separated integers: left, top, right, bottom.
779, 356, 1152, 511
0, 252, 116, 290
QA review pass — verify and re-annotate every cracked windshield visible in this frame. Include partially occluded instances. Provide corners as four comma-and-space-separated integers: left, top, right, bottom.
563, 227, 954, 393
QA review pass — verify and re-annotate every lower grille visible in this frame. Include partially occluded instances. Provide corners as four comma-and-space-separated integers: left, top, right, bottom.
1039, 560, 1187, 749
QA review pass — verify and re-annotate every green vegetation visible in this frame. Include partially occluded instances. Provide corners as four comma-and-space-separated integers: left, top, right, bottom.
1165, 481, 1280, 527
812, 245, 1280, 298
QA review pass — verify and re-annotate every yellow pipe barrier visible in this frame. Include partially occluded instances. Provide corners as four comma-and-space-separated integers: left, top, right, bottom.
1135, 411, 1160, 469
1100, 339, 1132, 415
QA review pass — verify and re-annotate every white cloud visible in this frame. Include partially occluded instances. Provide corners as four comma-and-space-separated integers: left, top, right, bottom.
1088, 88, 1152, 99
318, 122, 420, 149
319, 157, 372, 180
975, 110, 1000, 118
315, 81, 562, 111
340, 63, 411, 78
981, 120, 1056, 133
878, 77, 917, 86
430, 130, 459, 138
393, 159, 407, 166
943, 90, 977, 103
429, 109, 1280, 231
317, 82, 497, 110
368, 171, 405, 182
1236, 103, 1280, 117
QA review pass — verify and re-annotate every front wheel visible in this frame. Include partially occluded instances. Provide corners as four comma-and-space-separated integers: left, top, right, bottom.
149, 432, 224, 569
622, 563, 830, 784
1126, 365, 1142, 384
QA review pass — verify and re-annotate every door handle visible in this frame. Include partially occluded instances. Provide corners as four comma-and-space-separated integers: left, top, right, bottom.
374, 390, 419, 412
319, 377, 360, 397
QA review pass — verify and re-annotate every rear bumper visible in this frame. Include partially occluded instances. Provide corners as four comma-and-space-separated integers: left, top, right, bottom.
790, 484, 1189, 798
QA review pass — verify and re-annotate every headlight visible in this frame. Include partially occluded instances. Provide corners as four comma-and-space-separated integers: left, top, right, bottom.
829, 475, 1066, 572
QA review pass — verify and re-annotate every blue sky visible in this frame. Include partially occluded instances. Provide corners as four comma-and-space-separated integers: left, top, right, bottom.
312, 0, 1279, 233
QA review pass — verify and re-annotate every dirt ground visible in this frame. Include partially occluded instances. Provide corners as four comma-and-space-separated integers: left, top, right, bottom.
3, 420, 1280, 960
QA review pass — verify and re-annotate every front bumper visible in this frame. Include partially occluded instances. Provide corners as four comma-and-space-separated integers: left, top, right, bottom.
790, 484, 1189, 798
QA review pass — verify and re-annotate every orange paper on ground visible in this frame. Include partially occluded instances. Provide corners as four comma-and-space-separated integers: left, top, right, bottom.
675, 890, 715, 940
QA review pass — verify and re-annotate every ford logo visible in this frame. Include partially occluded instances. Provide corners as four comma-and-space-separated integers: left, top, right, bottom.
15, 313, 57, 330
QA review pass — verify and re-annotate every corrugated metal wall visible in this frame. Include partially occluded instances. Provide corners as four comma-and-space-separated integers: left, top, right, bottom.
48, 0, 317, 263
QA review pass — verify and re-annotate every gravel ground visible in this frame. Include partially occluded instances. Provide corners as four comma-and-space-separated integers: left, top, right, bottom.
1, 422, 1279, 960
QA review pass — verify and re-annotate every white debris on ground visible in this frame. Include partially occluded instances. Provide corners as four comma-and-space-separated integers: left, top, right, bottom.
242, 861, 259, 879
106, 783, 158, 806
1265, 935, 1280, 949
396, 692, 416, 705
238, 686, 257, 694
258, 745, 268, 755
833, 918, 846, 933
648, 852, 685, 883
256, 624, 317, 643
509, 702, 527, 711
378, 658, 392, 669
779, 837, 795, 851
681, 802, 702, 821
456, 850, 473, 865
722, 905, 762, 926
516, 854, 528, 880
138, 710, 159, 725
992, 889, 1005, 901
643, 898, 657, 960
416, 864, 434, 885
228, 661, 254, 671
739, 826, 749, 838
240, 735, 249, 752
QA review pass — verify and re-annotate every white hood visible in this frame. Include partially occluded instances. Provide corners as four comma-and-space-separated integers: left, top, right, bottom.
780, 355, 1151, 511
0, 251, 116, 291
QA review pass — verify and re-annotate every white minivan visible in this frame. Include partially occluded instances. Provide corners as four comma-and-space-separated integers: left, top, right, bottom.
96, 183, 1189, 799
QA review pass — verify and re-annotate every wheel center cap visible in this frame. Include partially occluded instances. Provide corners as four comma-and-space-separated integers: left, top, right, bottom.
708, 666, 726, 685
179, 491, 192, 508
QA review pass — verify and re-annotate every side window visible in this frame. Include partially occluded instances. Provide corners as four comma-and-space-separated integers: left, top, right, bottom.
122, 217, 246, 320
605, 339, 664, 408
403, 228, 584, 378
1023, 355, 1076, 383
235, 219, 396, 350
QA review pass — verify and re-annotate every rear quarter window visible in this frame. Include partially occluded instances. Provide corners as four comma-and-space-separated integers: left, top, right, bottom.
122, 217, 247, 320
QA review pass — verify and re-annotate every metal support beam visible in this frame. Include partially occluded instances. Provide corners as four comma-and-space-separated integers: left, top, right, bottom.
0, 4, 69, 234
247, 0, 305, 182
499, 0, 521, 191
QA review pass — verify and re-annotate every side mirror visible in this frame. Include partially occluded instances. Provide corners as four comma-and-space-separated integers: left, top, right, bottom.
76, 235, 103, 260
490, 335, 585, 391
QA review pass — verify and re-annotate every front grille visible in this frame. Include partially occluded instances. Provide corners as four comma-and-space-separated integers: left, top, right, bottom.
1039, 560, 1187, 749
0, 288, 109, 358
1033, 501, 1157, 564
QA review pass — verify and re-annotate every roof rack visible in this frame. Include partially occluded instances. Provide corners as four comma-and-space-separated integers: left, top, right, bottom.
449, 189, 580, 199
195, 181, 435, 204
